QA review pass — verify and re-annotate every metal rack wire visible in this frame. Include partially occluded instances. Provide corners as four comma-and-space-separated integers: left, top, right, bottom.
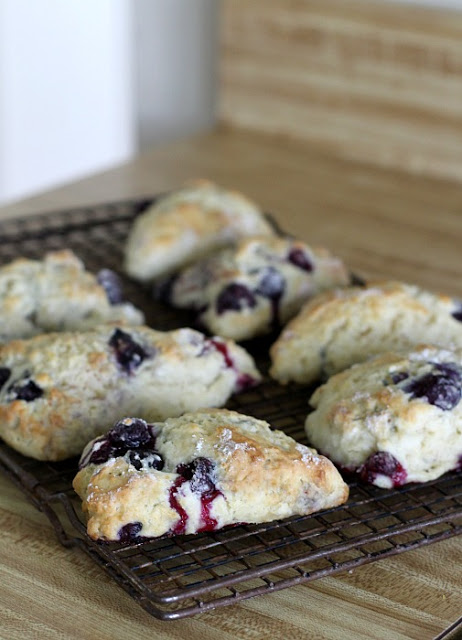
0, 198, 460, 620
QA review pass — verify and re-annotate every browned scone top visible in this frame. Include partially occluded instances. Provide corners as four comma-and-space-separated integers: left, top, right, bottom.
124, 179, 275, 281
74, 409, 349, 541
270, 281, 462, 384
0, 327, 260, 461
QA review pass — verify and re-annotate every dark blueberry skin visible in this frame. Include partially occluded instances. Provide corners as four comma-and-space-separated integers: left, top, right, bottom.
0, 367, 11, 389
215, 283, 257, 315
84, 417, 164, 470
97, 269, 124, 305
404, 363, 461, 411
176, 457, 217, 497
452, 304, 462, 322
152, 274, 178, 304
256, 267, 285, 299
109, 418, 153, 448
360, 451, 407, 487
118, 521, 143, 543
8, 379, 43, 402
127, 450, 164, 471
288, 248, 313, 272
390, 371, 409, 384
109, 328, 148, 374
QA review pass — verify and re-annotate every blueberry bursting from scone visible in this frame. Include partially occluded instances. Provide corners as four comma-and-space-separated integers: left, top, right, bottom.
160, 236, 349, 342
0, 326, 261, 461
305, 345, 462, 488
73, 409, 349, 542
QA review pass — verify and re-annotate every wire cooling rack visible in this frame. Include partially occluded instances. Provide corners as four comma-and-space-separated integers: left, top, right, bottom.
0, 198, 460, 620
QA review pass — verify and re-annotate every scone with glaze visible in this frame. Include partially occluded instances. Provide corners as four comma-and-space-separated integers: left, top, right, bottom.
270, 281, 462, 384
0, 326, 260, 461
0, 250, 143, 343
73, 409, 349, 541
305, 345, 462, 488
124, 180, 274, 282
160, 236, 349, 341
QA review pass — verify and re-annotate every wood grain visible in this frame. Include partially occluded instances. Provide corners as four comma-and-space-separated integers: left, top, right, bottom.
0, 128, 461, 639
220, 0, 462, 181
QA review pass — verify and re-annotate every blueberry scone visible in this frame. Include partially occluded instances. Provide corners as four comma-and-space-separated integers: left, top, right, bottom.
124, 180, 274, 282
73, 409, 349, 541
0, 250, 143, 342
270, 281, 462, 384
305, 345, 462, 488
160, 236, 349, 341
0, 326, 260, 460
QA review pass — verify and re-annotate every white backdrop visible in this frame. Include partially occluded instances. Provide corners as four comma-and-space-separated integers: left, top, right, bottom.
0, 0, 459, 204
0, 0, 218, 204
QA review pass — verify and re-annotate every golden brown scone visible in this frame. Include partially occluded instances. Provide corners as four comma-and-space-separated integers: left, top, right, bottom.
305, 345, 462, 487
124, 180, 274, 281
163, 235, 350, 341
0, 327, 260, 461
73, 409, 349, 541
270, 281, 462, 384
0, 249, 143, 342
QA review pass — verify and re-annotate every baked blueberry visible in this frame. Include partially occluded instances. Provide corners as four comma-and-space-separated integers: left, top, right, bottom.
256, 267, 285, 299
288, 248, 313, 272
215, 283, 256, 315
0, 367, 11, 389
8, 378, 43, 402
391, 371, 409, 384
109, 328, 148, 373
177, 457, 217, 496
127, 450, 164, 471
97, 269, 124, 305
404, 365, 461, 411
108, 417, 153, 448
118, 521, 143, 543
360, 451, 407, 487
84, 418, 161, 468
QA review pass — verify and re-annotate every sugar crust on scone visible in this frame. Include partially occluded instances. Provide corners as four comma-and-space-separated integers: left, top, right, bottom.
0, 250, 143, 342
165, 235, 349, 341
270, 281, 462, 384
124, 180, 274, 282
305, 345, 462, 488
0, 326, 260, 461
73, 409, 349, 541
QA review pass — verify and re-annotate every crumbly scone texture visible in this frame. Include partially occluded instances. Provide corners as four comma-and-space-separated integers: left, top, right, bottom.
270, 281, 462, 384
0, 326, 260, 461
73, 409, 349, 541
166, 235, 350, 341
124, 180, 274, 282
305, 345, 462, 487
0, 250, 144, 342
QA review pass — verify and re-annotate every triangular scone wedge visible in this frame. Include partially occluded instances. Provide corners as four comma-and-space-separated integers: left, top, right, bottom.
270, 281, 462, 384
73, 409, 349, 542
0, 249, 143, 343
124, 180, 274, 282
0, 327, 260, 461
162, 235, 349, 341
305, 345, 462, 488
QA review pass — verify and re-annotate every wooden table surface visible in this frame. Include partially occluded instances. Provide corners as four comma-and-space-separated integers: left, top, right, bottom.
0, 128, 461, 640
